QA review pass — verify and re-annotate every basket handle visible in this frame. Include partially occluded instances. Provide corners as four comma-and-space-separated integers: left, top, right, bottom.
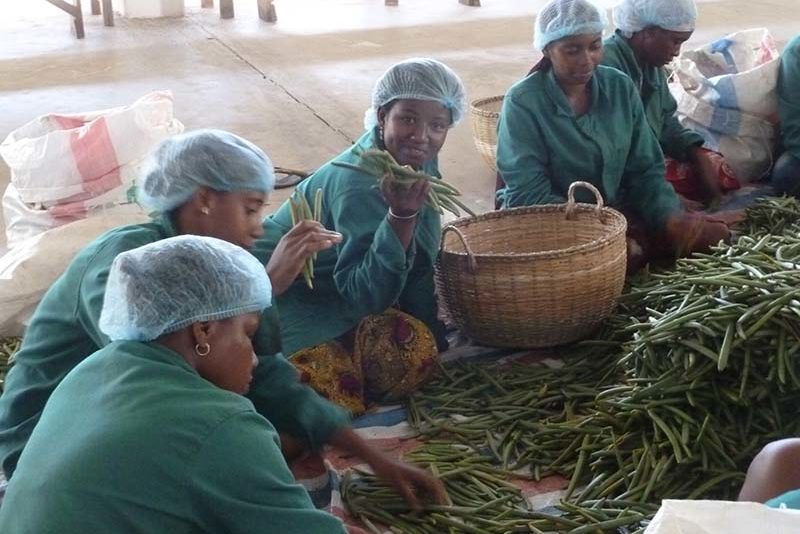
566, 181, 604, 220
441, 225, 478, 274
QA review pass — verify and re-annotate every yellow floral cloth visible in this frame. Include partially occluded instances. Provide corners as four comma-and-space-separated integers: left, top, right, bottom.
290, 309, 438, 414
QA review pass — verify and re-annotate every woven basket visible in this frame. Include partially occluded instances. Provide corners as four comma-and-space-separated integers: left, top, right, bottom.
436, 182, 628, 348
469, 95, 504, 172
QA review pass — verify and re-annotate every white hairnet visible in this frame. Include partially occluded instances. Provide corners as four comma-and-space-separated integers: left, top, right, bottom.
534, 0, 607, 50
613, 0, 697, 34
363, 58, 467, 130
137, 129, 275, 213
99, 235, 272, 342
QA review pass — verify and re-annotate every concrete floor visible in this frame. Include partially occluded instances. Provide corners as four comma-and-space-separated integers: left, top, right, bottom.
1, 0, 798, 249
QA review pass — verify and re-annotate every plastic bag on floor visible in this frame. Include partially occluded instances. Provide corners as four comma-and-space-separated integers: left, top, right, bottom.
0, 204, 151, 336
669, 28, 781, 183
644, 500, 800, 534
0, 91, 183, 246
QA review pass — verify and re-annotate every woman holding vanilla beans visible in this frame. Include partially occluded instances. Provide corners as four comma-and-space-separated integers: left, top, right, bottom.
258, 58, 467, 414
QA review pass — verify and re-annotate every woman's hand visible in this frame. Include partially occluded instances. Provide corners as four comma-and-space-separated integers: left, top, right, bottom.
266, 221, 342, 295
665, 212, 731, 257
367, 454, 448, 511
328, 427, 448, 510
380, 174, 430, 217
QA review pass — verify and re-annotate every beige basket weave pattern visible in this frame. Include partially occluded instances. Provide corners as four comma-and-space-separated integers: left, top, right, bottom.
436, 182, 628, 348
469, 96, 504, 172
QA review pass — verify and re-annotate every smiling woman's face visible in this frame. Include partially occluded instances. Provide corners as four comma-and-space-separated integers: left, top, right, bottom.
378, 99, 451, 169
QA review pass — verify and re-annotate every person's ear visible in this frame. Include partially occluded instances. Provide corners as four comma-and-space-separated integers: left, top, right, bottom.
189, 187, 216, 215
377, 106, 388, 128
191, 321, 217, 357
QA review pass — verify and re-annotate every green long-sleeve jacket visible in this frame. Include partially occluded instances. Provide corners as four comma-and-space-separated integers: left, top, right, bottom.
602, 31, 705, 162
0, 216, 348, 478
779, 34, 800, 159
496, 65, 681, 230
255, 128, 446, 356
0, 341, 347, 534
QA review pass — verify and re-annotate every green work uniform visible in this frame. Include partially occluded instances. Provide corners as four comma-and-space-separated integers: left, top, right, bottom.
0, 216, 348, 478
602, 31, 705, 161
254, 128, 446, 356
779, 34, 800, 160
0, 341, 347, 534
496, 65, 681, 230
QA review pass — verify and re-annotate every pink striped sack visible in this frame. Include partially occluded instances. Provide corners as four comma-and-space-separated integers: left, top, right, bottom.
0, 91, 184, 247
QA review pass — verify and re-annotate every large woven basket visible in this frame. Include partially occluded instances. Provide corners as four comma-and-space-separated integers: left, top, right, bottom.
469, 95, 504, 171
436, 182, 628, 348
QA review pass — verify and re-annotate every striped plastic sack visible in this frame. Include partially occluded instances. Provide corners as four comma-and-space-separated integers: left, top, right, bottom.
0, 91, 183, 247
669, 28, 781, 183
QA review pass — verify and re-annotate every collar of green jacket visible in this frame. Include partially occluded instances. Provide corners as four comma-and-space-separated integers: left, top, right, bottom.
543, 67, 602, 118
606, 31, 659, 92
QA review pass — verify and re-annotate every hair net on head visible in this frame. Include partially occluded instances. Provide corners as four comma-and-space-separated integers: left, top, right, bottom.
363, 58, 467, 130
99, 235, 272, 342
534, 0, 607, 50
137, 129, 275, 213
613, 0, 697, 35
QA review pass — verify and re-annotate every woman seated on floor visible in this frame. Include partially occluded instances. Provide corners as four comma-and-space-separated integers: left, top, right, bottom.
601, 0, 740, 206
739, 438, 800, 509
772, 34, 800, 196
0, 236, 445, 533
0, 130, 443, 496
258, 58, 466, 414
495, 0, 730, 271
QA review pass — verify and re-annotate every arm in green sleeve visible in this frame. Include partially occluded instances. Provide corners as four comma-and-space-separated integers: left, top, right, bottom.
657, 74, 704, 161
622, 84, 682, 231
331, 190, 413, 317
779, 38, 800, 157
397, 259, 448, 351
246, 352, 350, 451
191, 412, 347, 534
75, 238, 152, 348
496, 92, 565, 208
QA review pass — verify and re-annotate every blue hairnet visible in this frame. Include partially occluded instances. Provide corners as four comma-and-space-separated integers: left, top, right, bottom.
534, 0, 607, 50
613, 0, 697, 35
363, 58, 466, 130
137, 129, 275, 213
99, 235, 272, 342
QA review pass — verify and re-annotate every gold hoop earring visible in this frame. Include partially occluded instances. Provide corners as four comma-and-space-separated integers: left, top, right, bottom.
195, 343, 211, 356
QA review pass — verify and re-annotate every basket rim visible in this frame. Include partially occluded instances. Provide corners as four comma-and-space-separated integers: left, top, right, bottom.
441, 203, 627, 260
469, 95, 504, 118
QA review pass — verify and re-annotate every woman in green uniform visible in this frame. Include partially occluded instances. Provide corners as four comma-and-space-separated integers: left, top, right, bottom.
601, 0, 738, 205
772, 35, 800, 196
0, 130, 445, 501
0, 236, 443, 533
739, 438, 800, 509
259, 58, 466, 414
496, 0, 729, 269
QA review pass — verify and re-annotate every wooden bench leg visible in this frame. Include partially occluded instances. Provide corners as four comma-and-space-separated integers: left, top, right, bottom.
201, 0, 214, 7
385, 0, 398, 6
102, 0, 114, 26
91, 0, 101, 15
257, 0, 277, 22
73, 0, 85, 38
45, 0, 85, 38
220, 0, 234, 18
459, 0, 481, 6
